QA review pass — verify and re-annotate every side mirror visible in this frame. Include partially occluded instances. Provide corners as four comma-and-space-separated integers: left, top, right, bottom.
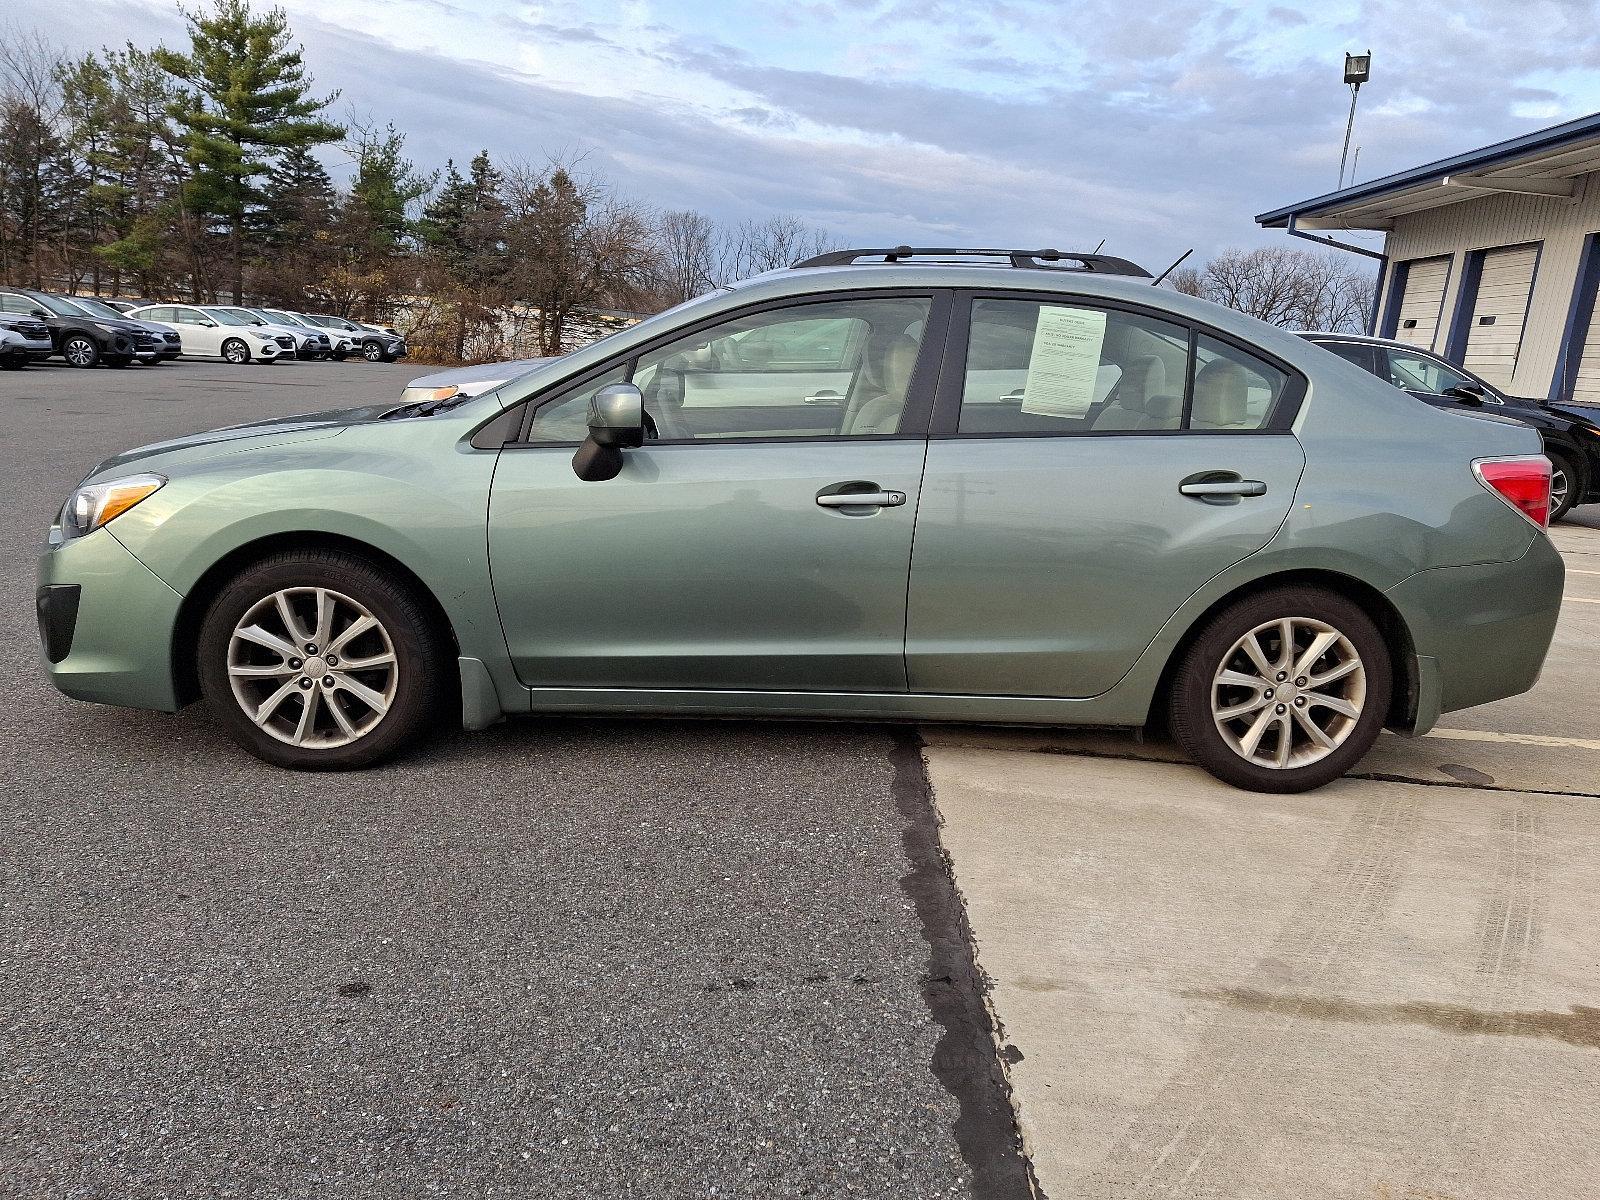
1445, 383, 1486, 403
572, 382, 645, 481
31, 308, 49, 319
198, 319, 216, 328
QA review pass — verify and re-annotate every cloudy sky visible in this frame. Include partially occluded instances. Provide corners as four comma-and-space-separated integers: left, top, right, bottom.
11, 0, 1600, 267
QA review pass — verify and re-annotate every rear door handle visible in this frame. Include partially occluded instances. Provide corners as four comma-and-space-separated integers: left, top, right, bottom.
816, 490, 906, 509
1180, 479, 1267, 497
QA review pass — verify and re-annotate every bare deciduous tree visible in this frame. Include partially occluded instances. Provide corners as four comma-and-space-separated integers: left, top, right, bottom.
1169, 245, 1375, 332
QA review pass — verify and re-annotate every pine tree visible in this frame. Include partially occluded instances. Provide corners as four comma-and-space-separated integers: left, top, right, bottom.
153, 0, 343, 302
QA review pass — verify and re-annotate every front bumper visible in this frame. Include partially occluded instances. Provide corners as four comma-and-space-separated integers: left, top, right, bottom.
36, 529, 183, 712
1386, 532, 1564, 729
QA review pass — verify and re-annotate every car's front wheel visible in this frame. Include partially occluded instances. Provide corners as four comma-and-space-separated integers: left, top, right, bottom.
197, 551, 449, 769
222, 338, 250, 364
1169, 586, 1391, 793
362, 339, 385, 362
62, 335, 100, 368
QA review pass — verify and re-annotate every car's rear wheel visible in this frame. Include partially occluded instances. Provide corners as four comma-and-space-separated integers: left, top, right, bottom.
1169, 586, 1391, 793
62, 335, 100, 368
1548, 450, 1578, 523
222, 338, 250, 364
0, 355, 23, 370
197, 551, 449, 769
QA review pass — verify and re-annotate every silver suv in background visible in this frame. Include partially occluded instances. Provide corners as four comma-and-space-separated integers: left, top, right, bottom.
303, 313, 407, 362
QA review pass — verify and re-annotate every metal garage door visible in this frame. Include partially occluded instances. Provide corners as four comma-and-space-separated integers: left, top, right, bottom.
1462, 244, 1538, 389
1569, 279, 1600, 405
1393, 257, 1450, 349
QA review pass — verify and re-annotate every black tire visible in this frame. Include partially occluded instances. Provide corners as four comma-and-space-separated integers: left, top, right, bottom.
62, 335, 101, 368
0, 355, 24, 370
331, 351, 348, 362
107, 356, 132, 368
222, 338, 251, 364
197, 550, 451, 770
1169, 586, 1392, 793
1547, 450, 1579, 523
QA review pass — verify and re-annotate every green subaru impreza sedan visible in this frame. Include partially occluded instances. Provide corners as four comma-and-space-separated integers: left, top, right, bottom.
36, 247, 1564, 792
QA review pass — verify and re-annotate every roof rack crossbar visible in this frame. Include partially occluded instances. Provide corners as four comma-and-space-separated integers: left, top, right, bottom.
791, 245, 1151, 277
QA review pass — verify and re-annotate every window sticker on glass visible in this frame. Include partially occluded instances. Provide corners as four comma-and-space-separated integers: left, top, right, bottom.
1020, 306, 1107, 417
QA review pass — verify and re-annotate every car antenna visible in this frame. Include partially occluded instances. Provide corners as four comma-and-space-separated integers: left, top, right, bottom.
1150, 248, 1193, 287
1092, 238, 1106, 252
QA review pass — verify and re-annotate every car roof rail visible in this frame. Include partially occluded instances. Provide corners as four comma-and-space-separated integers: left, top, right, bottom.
790, 245, 1152, 278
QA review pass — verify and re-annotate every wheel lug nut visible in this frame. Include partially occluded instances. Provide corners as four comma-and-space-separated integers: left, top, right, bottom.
1276, 672, 1287, 681
1275, 704, 1287, 714
288, 657, 302, 670
1294, 697, 1307, 707
305, 643, 317, 655
298, 677, 312, 689
1295, 676, 1307, 687
322, 675, 335, 687
325, 655, 338, 666
1263, 689, 1274, 699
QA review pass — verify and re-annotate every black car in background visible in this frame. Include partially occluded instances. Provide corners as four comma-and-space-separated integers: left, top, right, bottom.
1299, 332, 1600, 522
56, 294, 182, 362
0, 287, 166, 367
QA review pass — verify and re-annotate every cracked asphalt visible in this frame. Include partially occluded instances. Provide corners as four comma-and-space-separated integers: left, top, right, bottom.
0, 361, 1022, 1198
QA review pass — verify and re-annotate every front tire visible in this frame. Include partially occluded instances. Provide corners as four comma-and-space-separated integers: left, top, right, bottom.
62, 335, 101, 368
197, 551, 450, 769
222, 338, 251, 364
1548, 450, 1578, 523
1169, 586, 1392, 793
0, 356, 23, 370
362, 340, 385, 362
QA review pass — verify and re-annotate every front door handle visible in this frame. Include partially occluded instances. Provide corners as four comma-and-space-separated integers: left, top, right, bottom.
803, 390, 847, 405
816, 490, 906, 509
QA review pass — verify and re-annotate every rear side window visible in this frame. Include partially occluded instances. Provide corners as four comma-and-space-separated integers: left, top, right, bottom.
1191, 335, 1289, 431
1315, 340, 1379, 374
959, 299, 1191, 434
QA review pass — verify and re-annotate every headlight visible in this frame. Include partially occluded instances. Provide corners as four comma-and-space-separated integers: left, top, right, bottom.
94, 322, 123, 334
400, 384, 459, 403
58, 473, 165, 541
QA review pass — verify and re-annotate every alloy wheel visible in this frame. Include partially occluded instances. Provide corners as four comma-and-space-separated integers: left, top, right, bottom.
1550, 465, 1569, 516
1210, 616, 1367, 770
223, 339, 249, 364
65, 337, 97, 367
227, 587, 399, 749
363, 341, 383, 361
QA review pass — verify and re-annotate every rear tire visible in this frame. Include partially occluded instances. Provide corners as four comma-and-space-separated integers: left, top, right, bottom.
1169, 586, 1391, 793
197, 550, 450, 770
1548, 450, 1578, 523
0, 356, 23, 370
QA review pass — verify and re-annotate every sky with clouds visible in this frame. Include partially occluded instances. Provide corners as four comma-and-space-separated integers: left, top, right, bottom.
10, 0, 1600, 268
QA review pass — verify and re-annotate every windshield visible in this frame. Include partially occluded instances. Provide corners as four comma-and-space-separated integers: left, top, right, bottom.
267, 310, 311, 327
220, 307, 267, 325
38, 294, 98, 318
70, 297, 129, 321
207, 309, 254, 327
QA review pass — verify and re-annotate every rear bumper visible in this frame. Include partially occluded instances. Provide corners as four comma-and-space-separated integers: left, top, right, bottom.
1386, 533, 1564, 727
36, 530, 182, 712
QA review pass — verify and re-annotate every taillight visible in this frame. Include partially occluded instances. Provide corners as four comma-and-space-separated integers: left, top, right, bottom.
1473, 455, 1552, 528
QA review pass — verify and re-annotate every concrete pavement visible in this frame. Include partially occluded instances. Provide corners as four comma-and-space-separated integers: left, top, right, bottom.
923, 519, 1600, 1199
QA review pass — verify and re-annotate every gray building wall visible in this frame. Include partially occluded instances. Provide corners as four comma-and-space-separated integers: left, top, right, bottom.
1375, 171, 1600, 398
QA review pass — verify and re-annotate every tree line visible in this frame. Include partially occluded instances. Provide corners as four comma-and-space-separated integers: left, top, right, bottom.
0, 0, 837, 359
2, 0, 1374, 361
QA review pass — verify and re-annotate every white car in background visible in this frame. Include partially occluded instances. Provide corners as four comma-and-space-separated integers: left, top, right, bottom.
399, 356, 558, 404
210, 307, 332, 360
258, 308, 356, 359
127, 304, 297, 364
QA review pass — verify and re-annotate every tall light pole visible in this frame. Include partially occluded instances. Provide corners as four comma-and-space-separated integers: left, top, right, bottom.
1339, 51, 1371, 189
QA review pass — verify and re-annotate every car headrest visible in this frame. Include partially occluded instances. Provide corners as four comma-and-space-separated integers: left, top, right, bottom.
1192, 359, 1249, 428
1118, 354, 1166, 413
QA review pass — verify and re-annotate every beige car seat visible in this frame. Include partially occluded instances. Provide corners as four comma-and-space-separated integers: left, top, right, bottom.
843, 334, 920, 435
1191, 359, 1252, 429
1091, 355, 1167, 430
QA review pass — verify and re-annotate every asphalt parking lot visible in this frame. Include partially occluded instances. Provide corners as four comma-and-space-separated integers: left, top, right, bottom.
4, 358, 1598, 1198
0, 360, 1027, 1199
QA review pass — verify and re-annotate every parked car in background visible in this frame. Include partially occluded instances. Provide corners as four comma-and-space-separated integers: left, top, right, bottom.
38, 246, 1563, 793
0, 311, 55, 368
400, 356, 558, 403
209, 307, 332, 360
98, 300, 150, 315
256, 308, 354, 359
126, 304, 296, 364
58, 295, 182, 363
0, 287, 163, 367
303, 313, 407, 362
1298, 332, 1600, 522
